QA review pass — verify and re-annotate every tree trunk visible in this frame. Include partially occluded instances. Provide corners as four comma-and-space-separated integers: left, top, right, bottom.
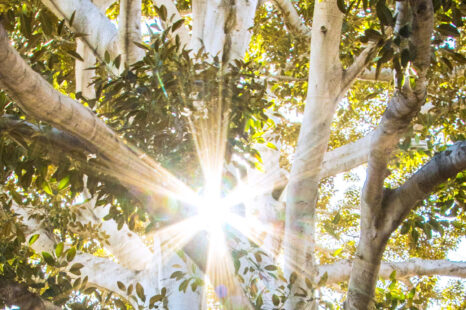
284, 0, 342, 308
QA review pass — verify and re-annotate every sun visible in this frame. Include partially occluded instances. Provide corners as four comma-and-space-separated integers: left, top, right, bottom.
198, 195, 227, 229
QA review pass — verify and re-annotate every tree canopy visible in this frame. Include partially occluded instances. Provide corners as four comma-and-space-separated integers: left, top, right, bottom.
0, 0, 465, 309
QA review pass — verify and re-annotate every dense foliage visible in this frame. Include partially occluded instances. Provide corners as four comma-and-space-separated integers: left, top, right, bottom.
0, 0, 464, 309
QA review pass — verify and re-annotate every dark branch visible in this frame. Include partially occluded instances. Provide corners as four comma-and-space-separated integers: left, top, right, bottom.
0, 276, 60, 310
0, 115, 95, 154
383, 141, 466, 235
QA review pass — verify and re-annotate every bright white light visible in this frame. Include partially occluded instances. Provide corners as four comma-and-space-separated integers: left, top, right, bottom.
197, 194, 229, 233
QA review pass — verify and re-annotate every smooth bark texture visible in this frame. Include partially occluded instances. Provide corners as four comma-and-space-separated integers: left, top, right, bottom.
75, 0, 113, 97
191, 0, 259, 63
119, 0, 144, 66
319, 133, 372, 179
75, 40, 97, 98
358, 67, 392, 82
284, 0, 343, 308
0, 25, 192, 215
272, 0, 312, 38
319, 259, 466, 285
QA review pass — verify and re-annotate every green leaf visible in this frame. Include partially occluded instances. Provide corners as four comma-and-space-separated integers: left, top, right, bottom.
156, 5, 168, 21
317, 272, 328, 286
376, 1, 394, 26
57, 19, 65, 35
105, 51, 110, 63
42, 252, 55, 266
133, 41, 151, 50
264, 265, 278, 271
437, 24, 460, 37
256, 294, 263, 309
401, 48, 410, 67
28, 234, 40, 245
114, 299, 127, 310
136, 282, 146, 302
149, 294, 163, 307
42, 181, 53, 195
272, 294, 280, 306
305, 277, 313, 289
170, 271, 185, 280
114, 54, 122, 69
69, 11, 76, 27
364, 29, 383, 41
70, 263, 84, 275
289, 272, 297, 285
55, 242, 64, 258
399, 25, 410, 37
57, 176, 70, 191
400, 222, 410, 234
66, 247, 77, 262
179, 279, 190, 292
337, 0, 347, 13
117, 281, 126, 291
171, 19, 185, 32
66, 49, 84, 62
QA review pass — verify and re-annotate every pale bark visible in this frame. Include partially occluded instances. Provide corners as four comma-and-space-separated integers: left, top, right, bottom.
358, 67, 392, 82
0, 25, 192, 213
272, 0, 312, 38
41, 0, 120, 74
345, 0, 435, 307
284, 0, 343, 308
319, 133, 372, 179
75, 0, 114, 98
119, 0, 144, 66
12, 201, 201, 309
319, 259, 466, 285
75, 40, 97, 99
190, 0, 259, 63
72, 203, 154, 271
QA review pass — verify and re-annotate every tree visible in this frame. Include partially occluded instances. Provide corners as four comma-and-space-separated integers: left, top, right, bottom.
0, 0, 465, 309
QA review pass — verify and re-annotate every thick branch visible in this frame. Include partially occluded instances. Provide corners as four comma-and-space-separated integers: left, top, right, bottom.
346, 0, 435, 308
73, 202, 154, 271
271, 0, 312, 38
0, 277, 61, 310
119, 0, 145, 66
0, 25, 191, 215
340, 42, 379, 95
382, 141, 466, 235
190, 0, 259, 63
319, 133, 372, 179
358, 67, 392, 82
0, 115, 94, 154
284, 0, 343, 308
75, 0, 113, 98
319, 259, 466, 285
